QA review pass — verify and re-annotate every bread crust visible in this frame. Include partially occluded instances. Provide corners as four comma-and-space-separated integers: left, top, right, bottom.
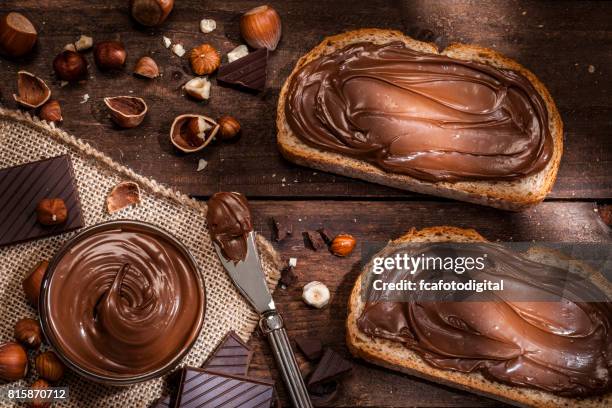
346, 226, 611, 407
276, 29, 563, 211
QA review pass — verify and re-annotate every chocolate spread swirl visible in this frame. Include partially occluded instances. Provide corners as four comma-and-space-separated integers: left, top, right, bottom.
207, 192, 253, 262
44, 224, 204, 378
286, 42, 553, 182
357, 242, 612, 397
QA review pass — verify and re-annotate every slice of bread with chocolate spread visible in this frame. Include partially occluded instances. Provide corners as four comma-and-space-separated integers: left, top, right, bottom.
346, 226, 611, 407
277, 29, 563, 211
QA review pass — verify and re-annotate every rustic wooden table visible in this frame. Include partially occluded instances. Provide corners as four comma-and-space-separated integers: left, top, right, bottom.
1, 1, 610, 406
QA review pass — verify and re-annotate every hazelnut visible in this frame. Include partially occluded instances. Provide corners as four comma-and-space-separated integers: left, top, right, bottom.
14, 318, 42, 349
13, 71, 51, 109
107, 181, 141, 214
130, 0, 174, 26
53, 50, 87, 82
134, 56, 159, 78
240, 5, 282, 51
35, 351, 65, 382
190, 43, 220, 75
0, 12, 37, 58
39, 99, 62, 123
218, 116, 241, 140
0, 342, 28, 381
302, 281, 330, 309
199, 18, 216, 33
184, 77, 211, 101
330, 234, 356, 257
94, 40, 127, 70
23, 260, 48, 308
170, 114, 219, 153
29, 379, 50, 408
36, 198, 67, 225
104, 96, 147, 128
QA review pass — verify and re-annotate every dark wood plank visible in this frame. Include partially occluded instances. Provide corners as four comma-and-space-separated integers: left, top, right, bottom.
0, 0, 610, 199
245, 200, 611, 406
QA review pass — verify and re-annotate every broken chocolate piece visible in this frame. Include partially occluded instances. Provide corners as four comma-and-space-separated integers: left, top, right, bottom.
295, 337, 323, 361
272, 216, 293, 242
176, 367, 275, 407
280, 263, 297, 288
317, 228, 334, 245
0, 155, 84, 247
307, 348, 353, 389
304, 230, 325, 251
309, 380, 339, 407
150, 395, 172, 407
203, 331, 253, 376
218, 48, 268, 92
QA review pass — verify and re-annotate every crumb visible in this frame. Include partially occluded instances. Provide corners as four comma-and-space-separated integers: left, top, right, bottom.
172, 43, 185, 57
289, 258, 297, 267
588, 65, 596, 73
162, 36, 171, 48
80, 94, 90, 104
196, 159, 207, 172
200, 18, 216, 33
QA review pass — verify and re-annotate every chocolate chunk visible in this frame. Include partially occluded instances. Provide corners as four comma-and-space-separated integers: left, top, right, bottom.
309, 380, 339, 407
0, 155, 84, 247
176, 367, 275, 407
203, 331, 253, 376
304, 230, 325, 251
272, 216, 292, 242
218, 48, 268, 92
307, 349, 353, 389
280, 264, 297, 288
295, 337, 323, 361
316, 228, 334, 245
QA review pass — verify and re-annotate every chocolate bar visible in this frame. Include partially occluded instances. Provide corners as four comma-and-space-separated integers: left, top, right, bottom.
203, 331, 253, 376
0, 155, 84, 247
176, 367, 275, 408
217, 48, 268, 92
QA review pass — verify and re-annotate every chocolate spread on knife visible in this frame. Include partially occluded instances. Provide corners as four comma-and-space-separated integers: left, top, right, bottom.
45, 224, 203, 377
357, 242, 612, 397
207, 192, 253, 262
286, 42, 553, 182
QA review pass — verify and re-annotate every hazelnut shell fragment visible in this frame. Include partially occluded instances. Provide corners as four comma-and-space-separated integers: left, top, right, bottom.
0, 12, 37, 58
240, 5, 282, 51
94, 40, 127, 70
130, 0, 174, 26
218, 116, 241, 140
53, 50, 88, 82
36, 198, 68, 225
14, 318, 42, 349
134, 56, 159, 78
13, 71, 51, 109
107, 181, 141, 214
39, 99, 62, 123
190, 43, 220, 75
35, 351, 65, 382
0, 342, 28, 381
23, 260, 48, 308
170, 114, 219, 153
104, 96, 148, 128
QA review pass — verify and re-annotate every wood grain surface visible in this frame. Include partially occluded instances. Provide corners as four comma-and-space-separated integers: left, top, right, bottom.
1, 0, 611, 407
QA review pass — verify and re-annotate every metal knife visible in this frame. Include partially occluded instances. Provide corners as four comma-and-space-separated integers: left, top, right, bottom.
214, 231, 313, 408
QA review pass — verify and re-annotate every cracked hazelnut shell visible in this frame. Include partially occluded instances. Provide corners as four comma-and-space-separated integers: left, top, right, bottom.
130, 0, 174, 26
190, 43, 220, 75
53, 50, 88, 82
104, 96, 147, 128
134, 56, 159, 78
23, 260, 48, 308
0, 12, 37, 58
170, 114, 219, 153
13, 71, 50, 109
0, 342, 28, 381
240, 5, 282, 51
39, 99, 62, 123
94, 40, 127, 70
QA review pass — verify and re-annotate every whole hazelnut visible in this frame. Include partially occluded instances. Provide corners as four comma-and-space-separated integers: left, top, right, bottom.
218, 116, 241, 141
240, 5, 282, 51
29, 379, 50, 408
190, 43, 220, 75
23, 260, 48, 308
0, 342, 28, 381
134, 56, 159, 78
94, 40, 127, 70
39, 99, 62, 123
53, 50, 87, 82
35, 351, 65, 382
14, 318, 42, 349
0, 12, 37, 58
330, 234, 356, 257
36, 198, 68, 225
130, 0, 174, 26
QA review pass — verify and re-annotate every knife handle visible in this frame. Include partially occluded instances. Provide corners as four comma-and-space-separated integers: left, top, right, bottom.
260, 311, 313, 408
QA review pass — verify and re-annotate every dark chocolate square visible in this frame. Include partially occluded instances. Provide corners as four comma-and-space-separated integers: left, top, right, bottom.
203, 331, 253, 376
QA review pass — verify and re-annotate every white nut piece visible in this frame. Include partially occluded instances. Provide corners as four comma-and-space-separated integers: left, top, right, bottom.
227, 44, 249, 63
63, 43, 76, 52
75, 35, 93, 51
172, 43, 186, 57
302, 281, 330, 309
162, 36, 172, 48
200, 18, 216, 33
184, 77, 211, 100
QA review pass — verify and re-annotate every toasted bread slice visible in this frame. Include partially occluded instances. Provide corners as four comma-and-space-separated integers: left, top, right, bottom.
277, 29, 563, 211
346, 226, 611, 407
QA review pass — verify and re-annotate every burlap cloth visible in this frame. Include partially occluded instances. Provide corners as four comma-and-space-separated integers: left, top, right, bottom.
0, 108, 282, 407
